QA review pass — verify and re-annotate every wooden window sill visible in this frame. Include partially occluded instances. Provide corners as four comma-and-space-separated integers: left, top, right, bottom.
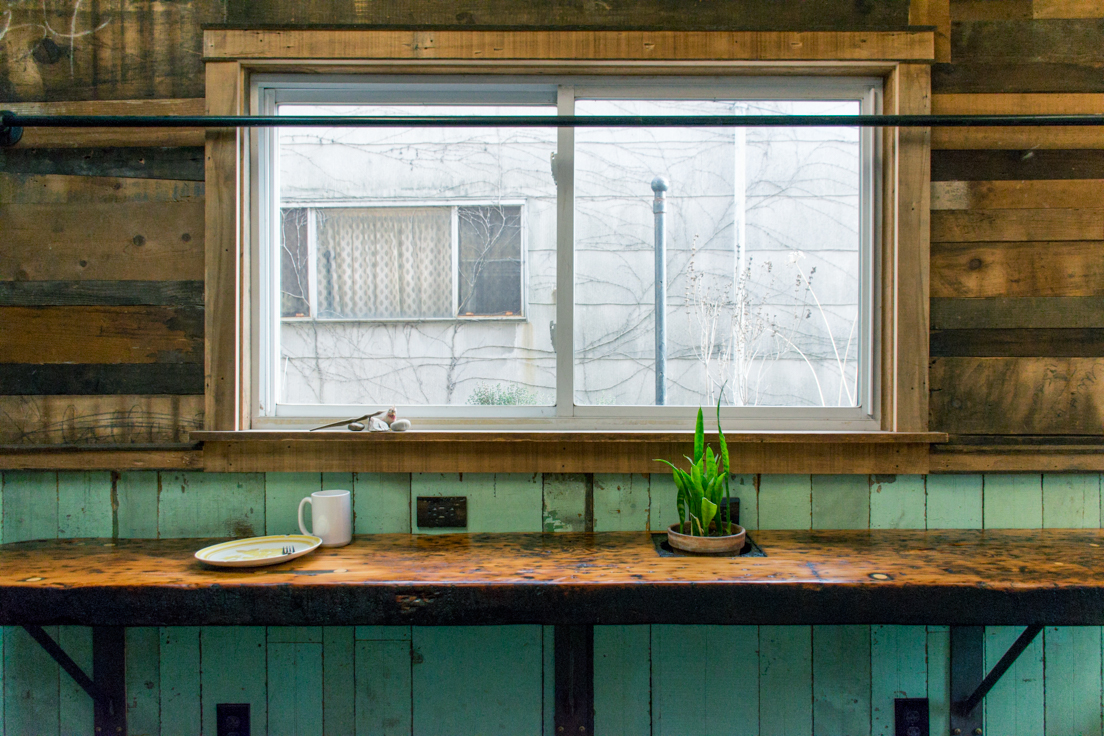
193, 430, 948, 474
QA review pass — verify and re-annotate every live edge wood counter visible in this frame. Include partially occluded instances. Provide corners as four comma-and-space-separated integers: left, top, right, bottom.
1, 530, 1099, 627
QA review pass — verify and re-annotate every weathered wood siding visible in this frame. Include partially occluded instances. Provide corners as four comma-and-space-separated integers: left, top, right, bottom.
1, 470, 1102, 734
929, 0, 1104, 438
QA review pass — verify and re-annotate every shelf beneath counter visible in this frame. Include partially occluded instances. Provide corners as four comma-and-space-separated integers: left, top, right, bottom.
1, 528, 1098, 627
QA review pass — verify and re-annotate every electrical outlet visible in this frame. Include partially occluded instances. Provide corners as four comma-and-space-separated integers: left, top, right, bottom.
895, 698, 929, 736
217, 703, 250, 736
417, 496, 468, 528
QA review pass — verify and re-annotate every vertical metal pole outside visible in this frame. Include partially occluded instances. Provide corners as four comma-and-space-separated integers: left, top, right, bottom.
652, 176, 669, 406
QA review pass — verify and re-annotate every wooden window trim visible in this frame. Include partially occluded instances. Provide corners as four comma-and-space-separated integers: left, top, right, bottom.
202, 29, 938, 473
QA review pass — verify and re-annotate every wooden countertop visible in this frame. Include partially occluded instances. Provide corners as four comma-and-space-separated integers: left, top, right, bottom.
1, 530, 1100, 627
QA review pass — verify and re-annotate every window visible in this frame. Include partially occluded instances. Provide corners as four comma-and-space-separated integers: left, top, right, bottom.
253, 75, 882, 427
280, 204, 524, 320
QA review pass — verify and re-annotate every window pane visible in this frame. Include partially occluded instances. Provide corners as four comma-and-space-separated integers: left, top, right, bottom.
316, 206, 453, 319
573, 98, 862, 408
458, 205, 523, 317
280, 208, 311, 318
277, 104, 556, 407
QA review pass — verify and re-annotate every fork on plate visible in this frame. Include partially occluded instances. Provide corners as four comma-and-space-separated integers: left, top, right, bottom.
282, 545, 295, 555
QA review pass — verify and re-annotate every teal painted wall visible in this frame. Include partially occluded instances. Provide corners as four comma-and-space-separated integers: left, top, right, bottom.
2, 470, 1102, 735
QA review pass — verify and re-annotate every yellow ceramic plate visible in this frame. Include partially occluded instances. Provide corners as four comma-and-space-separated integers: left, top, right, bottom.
195, 535, 322, 568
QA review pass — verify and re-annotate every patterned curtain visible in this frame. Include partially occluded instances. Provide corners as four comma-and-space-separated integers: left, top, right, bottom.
315, 207, 452, 319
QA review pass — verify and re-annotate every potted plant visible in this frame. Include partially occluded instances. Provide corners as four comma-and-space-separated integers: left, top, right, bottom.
656, 401, 746, 554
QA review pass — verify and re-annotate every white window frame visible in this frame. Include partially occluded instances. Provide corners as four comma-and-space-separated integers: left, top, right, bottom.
252, 74, 882, 431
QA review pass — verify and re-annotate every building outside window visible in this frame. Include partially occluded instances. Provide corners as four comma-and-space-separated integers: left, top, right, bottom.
254, 76, 880, 428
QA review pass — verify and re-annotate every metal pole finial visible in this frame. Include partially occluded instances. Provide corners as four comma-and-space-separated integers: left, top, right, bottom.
651, 176, 669, 193
0, 111, 23, 147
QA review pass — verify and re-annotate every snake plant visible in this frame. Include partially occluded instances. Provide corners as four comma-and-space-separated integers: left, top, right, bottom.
655, 399, 733, 537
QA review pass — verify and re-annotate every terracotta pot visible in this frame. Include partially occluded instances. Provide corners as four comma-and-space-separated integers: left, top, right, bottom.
667, 522, 746, 554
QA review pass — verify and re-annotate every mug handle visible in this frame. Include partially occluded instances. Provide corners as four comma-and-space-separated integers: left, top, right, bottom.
298, 497, 312, 536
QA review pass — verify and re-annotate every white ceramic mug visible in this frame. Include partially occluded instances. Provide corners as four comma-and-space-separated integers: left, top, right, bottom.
298, 490, 352, 547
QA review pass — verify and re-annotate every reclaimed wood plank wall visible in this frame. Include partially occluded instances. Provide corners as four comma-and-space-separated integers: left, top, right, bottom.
929, 0, 1104, 442
1, 469, 1102, 735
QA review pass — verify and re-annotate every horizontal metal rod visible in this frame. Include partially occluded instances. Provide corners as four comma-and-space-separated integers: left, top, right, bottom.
5, 111, 1104, 129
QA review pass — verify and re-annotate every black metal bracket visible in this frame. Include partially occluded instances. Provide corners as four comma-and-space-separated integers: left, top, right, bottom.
950, 625, 1043, 735
22, 625, 127, 735
0, 111, 23, 147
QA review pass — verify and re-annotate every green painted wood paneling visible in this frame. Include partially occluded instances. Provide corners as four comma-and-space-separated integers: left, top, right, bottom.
200, 627, 267, 736
542, 626, 554, 736
159, 473, 265, 538
871, 626, 927, 735
116, 472, 160, 538
812, 625, 870, 736
594, 626, 650, 736
984, 475, 1043, 529
649, 474, 677, 533
593, 474, 649, 531
812, 475, 870, 529
2, 471, 58, 542
354, 639, 412, 736
412, 473, 542, 534
57, 626, 92, 736
354, 474, 410, 534
159, 628, 200, 736
732, 474, 758, 530
758, 475, 812, 529
985, 626, 1044, 736
323, 627, 356, 736
269, 627, 323, 644
355, 627, 412, 642
925, 474, 983, 529
268, 642, 324, 736
542, 474, 587, 532
760, 626, 813, 736
412, 626, 542, 736
125, 627, 161, 736
5, 625, 59, 736
927, 626, 951, 736
56, 472, 112, 539
653, 625, 758, 736
1044, 627, 1102, 736
1043, 473, 1101, 528
870, 475, 925, 530
265, 473, 321, 536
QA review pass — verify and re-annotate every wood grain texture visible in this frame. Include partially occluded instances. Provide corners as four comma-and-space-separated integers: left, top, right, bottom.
0, 174, 203, 205
929, 357, 1104, 434
199, 437, 935, 474
268, 641, 323, 736
931, 93, 1104, 148
204, 61, 243, 432
931, 297, 1104, 328
931, 241, 1104, 297
116, 471, 160, 539
951, 18, 1104, 62
0, 448, 201, 471
204, 29, 935, 61
124, 627, 161, 736
593, 473, 649, 531
7, 530, 1104, 625
0, 306, 202, 365
4, 99, 204, 149
931, 179, 1104, 210
911, 0, 952, 61
951, 0, 1033, 21
930, 328, 1104, 356
1, 202, 203, 281
0, 281, 204, 308
984, 474, 1043, 527
0, 148, 206, 182
932, 149, 1104, 181
1043, 626, 1103, 736
1034, 0, 1104, 18
932, 209, 1104, 242
930, 447, 1104, 472
0, 364, 204, 395
228, 0, 912, 29
0, 0, 224, 102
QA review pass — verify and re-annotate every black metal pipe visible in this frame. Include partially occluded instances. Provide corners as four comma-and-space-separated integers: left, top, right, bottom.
5, 111, 1104, 129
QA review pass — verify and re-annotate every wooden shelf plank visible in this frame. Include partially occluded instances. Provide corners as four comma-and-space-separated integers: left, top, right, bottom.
1, 530, 1102, 626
